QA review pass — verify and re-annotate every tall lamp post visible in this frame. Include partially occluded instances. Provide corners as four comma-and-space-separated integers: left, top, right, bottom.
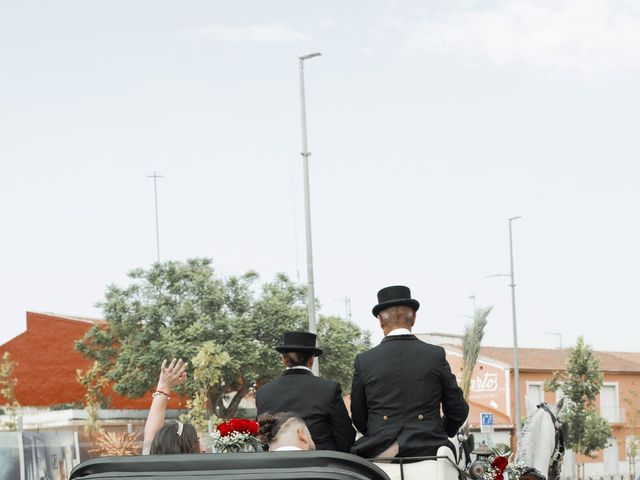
487, 216, 522, 440
298, 52, 321, 375
508, 216, 522, 440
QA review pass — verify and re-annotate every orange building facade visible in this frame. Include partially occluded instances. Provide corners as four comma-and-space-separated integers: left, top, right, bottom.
417, 333, 640, 476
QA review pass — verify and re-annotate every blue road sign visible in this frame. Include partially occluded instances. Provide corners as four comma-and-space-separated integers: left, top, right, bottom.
480, 413, 494, 433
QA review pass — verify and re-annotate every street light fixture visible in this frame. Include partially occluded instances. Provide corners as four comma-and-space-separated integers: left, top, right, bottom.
299, 52, 322, 60
486, 216, 523, 440
298, 52, 322, 375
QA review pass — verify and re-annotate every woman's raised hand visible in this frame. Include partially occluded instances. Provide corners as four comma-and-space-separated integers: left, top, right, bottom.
157, 358, 188, 394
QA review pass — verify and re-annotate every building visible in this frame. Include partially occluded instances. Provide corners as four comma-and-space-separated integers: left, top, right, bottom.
0, 312, 187, 429
417, 333, 640, 476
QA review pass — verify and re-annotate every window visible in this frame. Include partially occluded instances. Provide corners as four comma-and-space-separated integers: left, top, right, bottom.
526, 382, 545, 406
600, 384, 620, 423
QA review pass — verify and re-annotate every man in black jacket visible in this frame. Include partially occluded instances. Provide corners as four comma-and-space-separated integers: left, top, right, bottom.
350, 286, 469, 460
256, 332, 355, 452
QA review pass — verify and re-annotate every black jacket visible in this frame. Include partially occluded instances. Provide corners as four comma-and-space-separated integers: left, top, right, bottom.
255, 369, 356, 452
350, 335, 469, 458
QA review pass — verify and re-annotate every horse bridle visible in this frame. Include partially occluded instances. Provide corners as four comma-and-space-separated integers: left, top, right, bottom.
537, 402, 565, 480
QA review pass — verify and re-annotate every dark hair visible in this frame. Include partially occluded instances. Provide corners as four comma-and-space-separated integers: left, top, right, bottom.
150, 421, 200, 455
282, 351, 313, 368
257, 412, 301, 446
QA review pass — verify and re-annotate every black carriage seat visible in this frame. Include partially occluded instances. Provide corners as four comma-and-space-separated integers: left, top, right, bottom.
69, 450, 392, 480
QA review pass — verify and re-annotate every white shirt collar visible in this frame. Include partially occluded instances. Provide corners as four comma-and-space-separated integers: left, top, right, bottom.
286, 366, 314, 374
273, 445, 303, 451
386, 328, 412, 336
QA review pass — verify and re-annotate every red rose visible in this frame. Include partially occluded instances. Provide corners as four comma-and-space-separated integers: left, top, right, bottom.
491, 456, 509, 472
228, 419, 246, 432
227, 418, 259, 435
217, 422, 232, 437
245, 420, 259, 435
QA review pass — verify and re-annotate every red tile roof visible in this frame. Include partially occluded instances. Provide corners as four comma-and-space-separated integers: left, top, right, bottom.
446, 345, 640, 373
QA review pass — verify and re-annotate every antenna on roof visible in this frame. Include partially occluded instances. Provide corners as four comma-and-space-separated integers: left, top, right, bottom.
545, 331, 562, 349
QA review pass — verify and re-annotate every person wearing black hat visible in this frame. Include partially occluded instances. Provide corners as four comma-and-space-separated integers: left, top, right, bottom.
350, 286, 469, 462
255, 332, 355, 452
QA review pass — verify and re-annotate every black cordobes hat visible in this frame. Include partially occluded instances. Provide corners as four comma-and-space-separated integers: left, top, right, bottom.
372, 285, 420, 317
276, 332, 323, 356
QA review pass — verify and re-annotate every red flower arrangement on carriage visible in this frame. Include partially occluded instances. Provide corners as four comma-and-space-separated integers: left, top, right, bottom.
480, 444, 527, 480
490, 455, 509, 480
211, 418, 262, 453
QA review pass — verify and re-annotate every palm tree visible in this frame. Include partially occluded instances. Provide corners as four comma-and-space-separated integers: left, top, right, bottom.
461, 306, 492, 400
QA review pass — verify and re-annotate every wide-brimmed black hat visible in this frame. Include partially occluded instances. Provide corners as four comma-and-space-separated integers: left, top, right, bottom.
276, 332, 323, 356
372, 285, 420, 317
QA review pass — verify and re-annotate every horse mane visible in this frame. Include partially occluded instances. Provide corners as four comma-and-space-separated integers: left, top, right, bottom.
515, 406, 544, 467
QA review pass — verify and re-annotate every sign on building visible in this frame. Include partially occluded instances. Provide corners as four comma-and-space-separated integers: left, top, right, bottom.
480, 413, 494, 433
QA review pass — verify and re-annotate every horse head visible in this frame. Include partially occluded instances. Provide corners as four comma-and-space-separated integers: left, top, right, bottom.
515, 400, 565, 480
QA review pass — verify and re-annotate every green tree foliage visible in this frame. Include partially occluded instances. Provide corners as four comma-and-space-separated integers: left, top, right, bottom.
316, 315, 371, 393
181, 341, 230, 430
0, 352, 20, 431
622, 382, 639, 477
77, 361, 109, 434
76, 258, 370, 419
546, 336, 611, 458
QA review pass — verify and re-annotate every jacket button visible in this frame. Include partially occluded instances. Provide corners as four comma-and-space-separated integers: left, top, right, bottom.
418, 415, 424, 420
383, 416, 389, 421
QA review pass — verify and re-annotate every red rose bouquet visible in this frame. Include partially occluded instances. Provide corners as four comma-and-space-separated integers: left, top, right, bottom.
480, 444, 527, 480
211, 418, 262, 453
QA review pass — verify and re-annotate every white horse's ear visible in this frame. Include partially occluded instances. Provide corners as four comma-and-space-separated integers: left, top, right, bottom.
525, 395, 537, 416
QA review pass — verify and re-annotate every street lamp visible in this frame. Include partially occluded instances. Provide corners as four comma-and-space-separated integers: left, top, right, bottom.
486, 216, 522, 440
298, 52, 321, 375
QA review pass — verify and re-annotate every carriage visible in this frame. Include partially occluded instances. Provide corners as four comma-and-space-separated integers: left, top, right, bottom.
69, 402, 563, 480
69, 450, 392, 480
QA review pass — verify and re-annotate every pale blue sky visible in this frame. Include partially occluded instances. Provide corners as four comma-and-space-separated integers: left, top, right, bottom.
2, 0, 639, 351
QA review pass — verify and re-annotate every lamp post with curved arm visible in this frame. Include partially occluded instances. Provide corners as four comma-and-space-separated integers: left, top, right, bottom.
486, 216, 522, 440
298, 52, 321, 375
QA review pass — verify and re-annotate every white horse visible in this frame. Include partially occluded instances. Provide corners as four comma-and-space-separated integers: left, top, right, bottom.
514, 397, 565, 480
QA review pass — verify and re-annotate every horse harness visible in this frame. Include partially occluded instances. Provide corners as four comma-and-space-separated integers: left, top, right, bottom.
537, 402, 565, 480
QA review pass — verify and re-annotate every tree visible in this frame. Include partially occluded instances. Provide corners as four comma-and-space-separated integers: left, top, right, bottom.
77, 361, 109, 434
623, 382, 639, 478
547, 336, 611, 470
181, 341, 230, 430
460, 306, 492, 400
76, 258, 370, 419
316, 315, 371, 392
0, 352, 20, 431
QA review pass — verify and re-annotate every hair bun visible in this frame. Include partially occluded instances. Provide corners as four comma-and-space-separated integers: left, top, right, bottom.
257, 413, 275, 439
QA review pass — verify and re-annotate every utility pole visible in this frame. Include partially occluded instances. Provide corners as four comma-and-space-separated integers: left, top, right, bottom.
147, 171, 162, 263
343, 296, 352, 321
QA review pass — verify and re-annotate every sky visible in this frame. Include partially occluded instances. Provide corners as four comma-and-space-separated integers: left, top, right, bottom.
1, 0, 639, 352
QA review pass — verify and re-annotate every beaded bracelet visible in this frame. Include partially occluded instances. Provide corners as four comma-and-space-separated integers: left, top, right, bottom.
152, 390, 170, 401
